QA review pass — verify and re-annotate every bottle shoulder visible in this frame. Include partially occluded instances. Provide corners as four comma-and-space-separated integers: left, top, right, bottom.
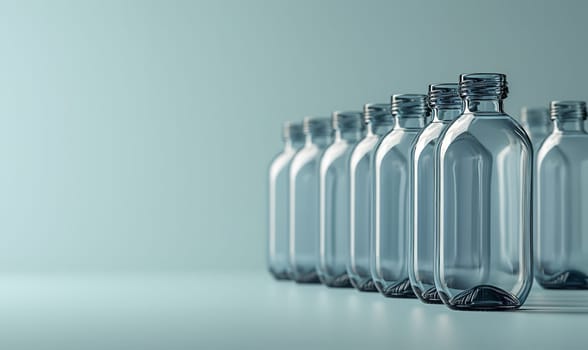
413, 122, 446, 159
538, 132, 588, 162
269, 149, 296, 178
321, 139, 354, 174
350, 135, 379, 166
439, 113, 532, 154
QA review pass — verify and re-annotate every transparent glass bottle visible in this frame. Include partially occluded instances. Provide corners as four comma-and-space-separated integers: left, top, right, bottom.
268, 121, 305, 280
289, 116, 333, 283
409, 84, 462, 303
520, 107, 551, 152
536, 101, 588, 289
435, 73, 533, 310
348, 104, 395, 292
317, 111, 365, 287
372, 94, 429, 298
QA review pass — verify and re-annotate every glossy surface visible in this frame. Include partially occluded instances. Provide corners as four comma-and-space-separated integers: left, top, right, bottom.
536, 102, 588, 289
348, 111, 394, 291
436, 98, 533, 310
289, 119, 332, 283
318, 113, 363, 287
3, 272, 580, 350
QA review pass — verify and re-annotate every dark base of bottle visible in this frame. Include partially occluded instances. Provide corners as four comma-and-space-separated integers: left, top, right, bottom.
413, 285, 443, 304
322, 273, 353, 288
538, 270, 588, 289
293, 271, 321, 284
269, 271, 291, 281
375, 278, 417, 298
350, 276, 378, 292
440, 285, 521, 311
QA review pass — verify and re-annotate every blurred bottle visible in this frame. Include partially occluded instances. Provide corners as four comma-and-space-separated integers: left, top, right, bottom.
317, 111, 365, 287
520, 107, 551, 152
347, 103, 394, 291
268, 121, 305, 280
409, 83, 462, 303
536, 101, 588, 289
372, 94, 429, 298
435, 73, 533, 310
289, 117, 333, 283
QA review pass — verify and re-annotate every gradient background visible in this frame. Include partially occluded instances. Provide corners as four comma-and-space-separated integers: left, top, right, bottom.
0, 0, 586, 274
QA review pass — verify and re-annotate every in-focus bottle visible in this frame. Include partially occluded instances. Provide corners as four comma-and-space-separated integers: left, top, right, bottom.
520, 107, 551, 152
536, 101, 588, 289
317, 111, 365, 287
435, 73, 533, 310
348, 104, 395, 291
268, 122, 305, 280
372, 94, 429, 298
289, 117, 333, 283
409, 84, 462, 303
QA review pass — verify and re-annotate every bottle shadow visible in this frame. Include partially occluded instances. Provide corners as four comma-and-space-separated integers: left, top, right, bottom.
518, 289, 588, 314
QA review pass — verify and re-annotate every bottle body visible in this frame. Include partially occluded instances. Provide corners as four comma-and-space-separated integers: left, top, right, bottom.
536, 101, 588, 289
435, 74, 533, 310
317, 112, 363, 287
268, 123, 304, 280
268, 146, 297, 279
289, 118, 332, 283
409, 83, 462, 304
372, 95, 428, 298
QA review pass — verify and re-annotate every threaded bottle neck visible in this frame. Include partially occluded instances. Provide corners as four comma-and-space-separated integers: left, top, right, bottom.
460, 73, 508, 100
550, 101, 587, 132
282, 121, 305, 145
391, 94, 430, 119
428, 83, 462, 122
303, 116, 333, 144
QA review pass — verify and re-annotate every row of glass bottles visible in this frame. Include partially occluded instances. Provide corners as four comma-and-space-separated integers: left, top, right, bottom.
268, 73, 588, 311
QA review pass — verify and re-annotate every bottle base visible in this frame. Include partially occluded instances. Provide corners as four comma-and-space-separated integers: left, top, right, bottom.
293, 271, 321, 284
350, 276, 378, 292
413, 285, 443, 304
321, 273, 353, 288
538, 270, 588, 289
269, 270, 291, 281
440, 285, 521, 311
375, 278, 417, 298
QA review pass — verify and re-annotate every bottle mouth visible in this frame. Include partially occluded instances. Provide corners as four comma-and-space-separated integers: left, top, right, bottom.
332, 111, 364, 131
550, 101, 587, 120
428, 83, 462, 109
303, 116, 333, 136
283, 121, 305, 141
520, 107, 550, 125
363, 103, 394, 124
391, 94, 430, 118
459, 73, 508, 99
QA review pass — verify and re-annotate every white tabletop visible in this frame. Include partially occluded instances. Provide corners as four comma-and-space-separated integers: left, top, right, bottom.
0, 271, 585, 350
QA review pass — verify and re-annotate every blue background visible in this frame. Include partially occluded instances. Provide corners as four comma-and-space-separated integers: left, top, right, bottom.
0, 0, 586, 273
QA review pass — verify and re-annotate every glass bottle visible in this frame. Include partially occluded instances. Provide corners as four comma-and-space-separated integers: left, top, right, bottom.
317, 111, 365, 287
372, 94, 429, 298
348, 104, 395, 291
268, 121, 305, 280
289, 116, 333, 283
409, 84, 462, 303
520, 107, 551, 152
435, 73, 533, 310
536, 101, 588, 289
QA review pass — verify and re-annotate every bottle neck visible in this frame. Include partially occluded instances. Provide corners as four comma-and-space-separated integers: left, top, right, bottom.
306, 133, 332, 147
554, 119, 586, 133
433, 108, 462, 122
368, 121, 395, 136
286, 138, 304, 150
395, 117, 426, 130
334, 128, 363, 142
464, 98, 504, 114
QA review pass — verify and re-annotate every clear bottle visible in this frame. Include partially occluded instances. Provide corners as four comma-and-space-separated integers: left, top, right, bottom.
289, 116, 333, 283
268, 121, 305, 280
520, 107, 551, 152
409, 84, 462, 303
435, 73, 533, 310
317, 111, 365, 287
372, 94, 429, 298
536, 101, 588, 289
348, 104, 395, 291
